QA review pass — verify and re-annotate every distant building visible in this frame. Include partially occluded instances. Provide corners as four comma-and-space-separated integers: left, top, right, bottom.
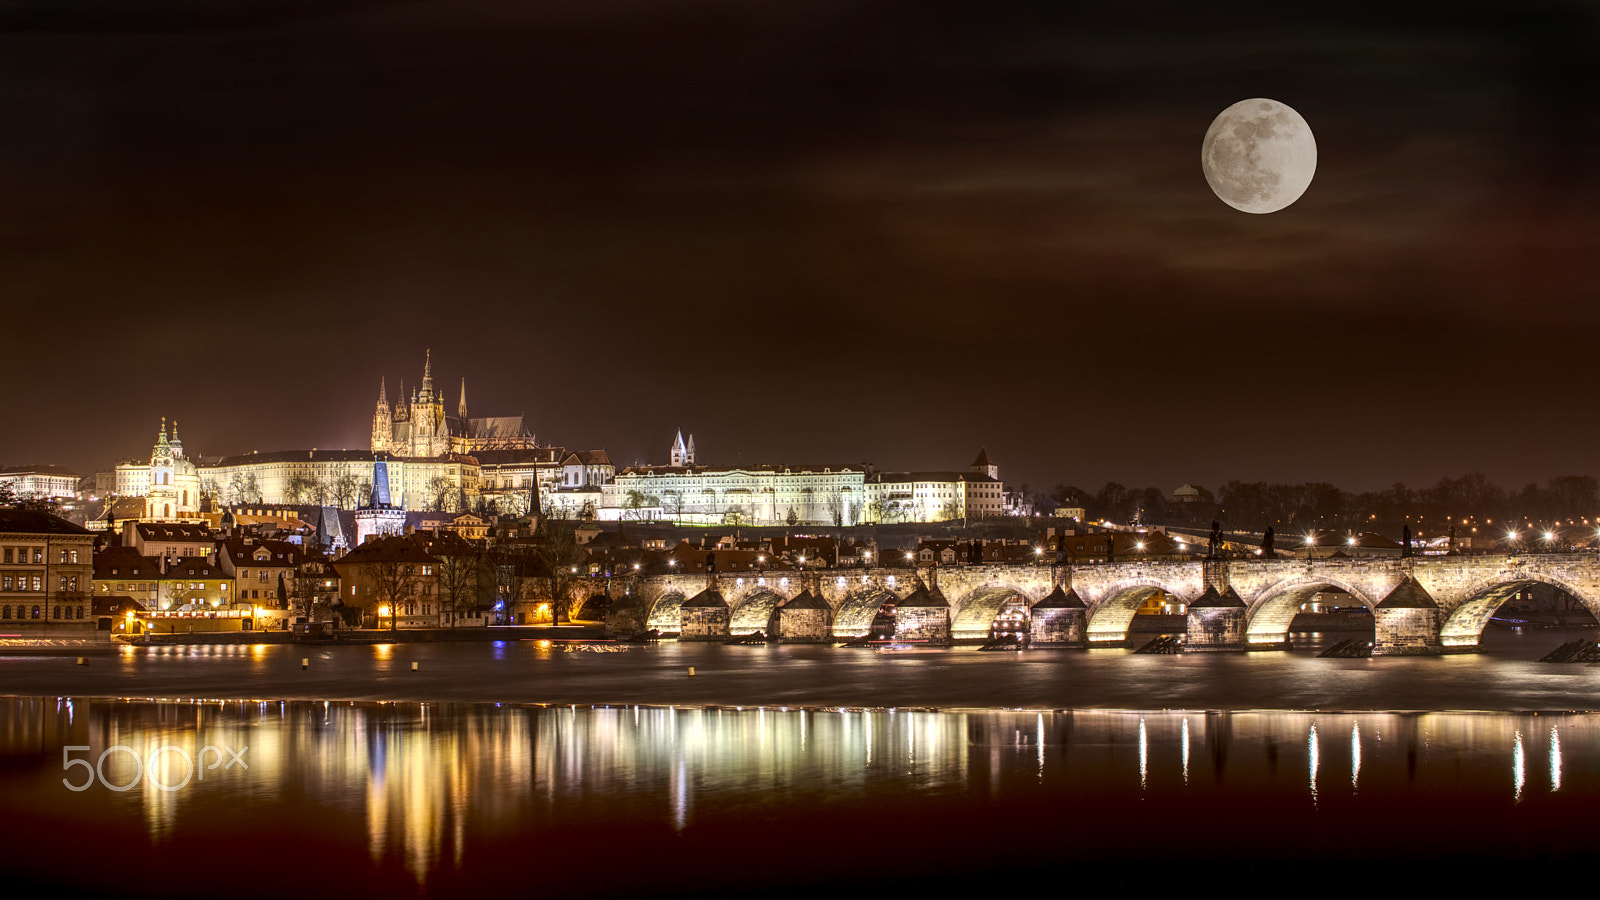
606, 462, 866, 526
217, 537, 303, 607
0, 510, 94, 628
124, 521, 214, 560
1171, 483, 1204, 503
0, 465, 80, 501
93, 546, 164, 611
332, 536, 442, 629
475, 447, 564, 517
864, 451, 1005, 523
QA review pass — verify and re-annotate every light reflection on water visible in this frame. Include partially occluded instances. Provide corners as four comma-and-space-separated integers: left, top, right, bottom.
2, 699, 1598, 894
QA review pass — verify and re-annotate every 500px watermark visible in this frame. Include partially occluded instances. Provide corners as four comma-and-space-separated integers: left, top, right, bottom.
62, 744, 248, 792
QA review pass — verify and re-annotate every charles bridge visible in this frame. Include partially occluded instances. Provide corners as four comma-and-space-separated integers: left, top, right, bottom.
607, 553, 1600, 654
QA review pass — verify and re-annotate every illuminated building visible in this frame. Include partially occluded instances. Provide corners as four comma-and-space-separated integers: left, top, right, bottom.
371, 350, 537, 458
0, 509, 94, 628
0, 464, 81, 501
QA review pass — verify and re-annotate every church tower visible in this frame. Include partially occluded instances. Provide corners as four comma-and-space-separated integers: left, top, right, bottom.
147, 418, 176, 521
371, 378, 393, 453
671, 430, 696, 466
409, 350, 449, 457
970, 448, 998, 480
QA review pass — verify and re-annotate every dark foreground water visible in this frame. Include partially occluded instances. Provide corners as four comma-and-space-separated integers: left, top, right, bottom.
3, 627, 1599, 897
1, 699, 1596, 897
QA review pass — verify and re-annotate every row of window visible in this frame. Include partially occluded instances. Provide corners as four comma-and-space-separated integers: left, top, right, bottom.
1, 548, 52, 564
2, 575, 43, 592
2, 605, 86, 619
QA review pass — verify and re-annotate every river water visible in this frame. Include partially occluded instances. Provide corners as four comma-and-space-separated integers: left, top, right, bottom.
3, 627, 1598, 896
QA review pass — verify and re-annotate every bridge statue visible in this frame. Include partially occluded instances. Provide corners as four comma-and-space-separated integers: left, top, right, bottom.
1207, 521, 1222, 558
1401, 524, 1413, 558
1260, 527, 1276, 559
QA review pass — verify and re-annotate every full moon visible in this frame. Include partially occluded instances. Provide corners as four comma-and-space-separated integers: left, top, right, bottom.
1201, 98, 1316, 214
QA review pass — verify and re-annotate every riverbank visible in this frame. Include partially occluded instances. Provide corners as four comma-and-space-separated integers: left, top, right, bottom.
113, 624, 609, 646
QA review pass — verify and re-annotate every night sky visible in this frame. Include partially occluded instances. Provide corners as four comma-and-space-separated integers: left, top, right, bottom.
3, 1, 1596, 492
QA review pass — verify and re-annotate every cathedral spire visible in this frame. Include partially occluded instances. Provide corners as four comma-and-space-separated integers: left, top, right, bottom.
420, 349, 434, 401
458, 377, 468, 420
377, 376, 388, 408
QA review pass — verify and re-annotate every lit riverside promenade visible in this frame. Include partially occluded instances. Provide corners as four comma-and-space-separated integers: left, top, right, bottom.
616, 553, 1600, 654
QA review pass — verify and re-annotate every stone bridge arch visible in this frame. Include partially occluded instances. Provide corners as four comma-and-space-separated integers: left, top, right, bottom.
729, 588, 786, 635
950, 583, 1039, 641
1437, 570, 1600, 648
646, 591, 689, 633
1243, 575, 1383, 645
832, 588, 902, 640
1085, 578, 1195, 644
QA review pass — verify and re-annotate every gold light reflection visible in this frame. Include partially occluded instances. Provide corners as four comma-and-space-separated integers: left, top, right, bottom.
1138, 716, 1148, 791
1351, 722, 1361, 793
1513, 729, 1525, 802
1550, 726, 1562, 793
1308, 722, 1319, 806
1180, 717, 1190, 785
10, 703, 1598, 887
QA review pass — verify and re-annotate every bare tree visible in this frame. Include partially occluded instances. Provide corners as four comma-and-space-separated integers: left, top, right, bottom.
536, 523, 589, 627
624, 490, 658, 522
436, 548, 481, 628
493, 544, 539, 625
228, 472, 263, 505
368, 558, 418, 633
333, 474, 361, 509
427, 475, 457, 512
285, 474, 319, 504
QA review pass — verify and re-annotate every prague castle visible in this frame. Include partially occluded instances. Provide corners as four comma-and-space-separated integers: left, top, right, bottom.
371, 350, 536, 457
104, 355, 1008, 526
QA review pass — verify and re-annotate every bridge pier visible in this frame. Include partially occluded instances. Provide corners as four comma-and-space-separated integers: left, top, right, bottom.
679, 586, 730, 641
1029, 585, 1088, 647
776, 589, 832, 642
1372, 578, 1442, 656
1185, 586, 1249, 651
896, 583, 951, 642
